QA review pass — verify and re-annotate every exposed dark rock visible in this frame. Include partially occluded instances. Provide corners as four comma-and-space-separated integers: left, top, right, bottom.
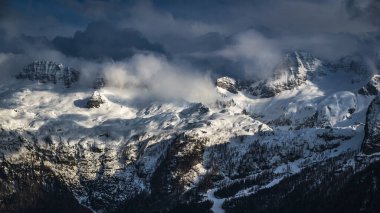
247, 52, 321, 98
348, 107, 356, 114
223, 153, 380, 213
216, 99, 236, 108
358, 75, 380, 96
362, 95, 380, 154
179, 103, 209, 118
216, 77, 238, 94
86, 91, 105, 108
121, 133, 209, 213
0, 161, 91, 213
17, 61, 80, 88
294, 112, 318, 130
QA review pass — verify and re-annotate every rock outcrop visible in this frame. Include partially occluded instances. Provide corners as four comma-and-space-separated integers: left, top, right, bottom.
17, 61, 80, 87
216, 77, 238, 94
87, 91, 105, 108
248, 52, 322, 98
358, 75, 380, 96
3, 52, 380, 212
362, 95, 380, 154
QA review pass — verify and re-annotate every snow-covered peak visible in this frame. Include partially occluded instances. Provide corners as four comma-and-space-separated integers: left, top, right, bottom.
278, 51, 322, 75
245, 51, 323, 98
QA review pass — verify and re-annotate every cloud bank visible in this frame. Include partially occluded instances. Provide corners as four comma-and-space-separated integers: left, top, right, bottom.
0, 0, 379, 103
52, 21, 166, 61
101, 55, 217, 104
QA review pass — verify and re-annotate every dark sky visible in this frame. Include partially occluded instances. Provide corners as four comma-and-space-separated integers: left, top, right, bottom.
0, 0, 379, 79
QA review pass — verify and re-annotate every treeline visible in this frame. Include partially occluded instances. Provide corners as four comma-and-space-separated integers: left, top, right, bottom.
0, 160, 90, 212
223, 153, 380, 213
214, 170, 274, 198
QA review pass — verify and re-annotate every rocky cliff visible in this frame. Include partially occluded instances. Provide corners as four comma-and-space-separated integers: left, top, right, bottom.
358, 75, 380, 96
362, 95, 380, 154
247, 51, 322, 98
216, 77, 238, 94
17, 61, 80, 88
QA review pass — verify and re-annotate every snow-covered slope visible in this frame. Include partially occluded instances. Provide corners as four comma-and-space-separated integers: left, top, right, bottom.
1, 54, 380, 212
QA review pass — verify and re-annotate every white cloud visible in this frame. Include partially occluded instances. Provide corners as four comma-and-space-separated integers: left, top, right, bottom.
102, 54, 218, 104
217, 30, 281, 79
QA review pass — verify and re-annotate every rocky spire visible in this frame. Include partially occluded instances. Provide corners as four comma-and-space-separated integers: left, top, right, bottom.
87, 90, 105, 108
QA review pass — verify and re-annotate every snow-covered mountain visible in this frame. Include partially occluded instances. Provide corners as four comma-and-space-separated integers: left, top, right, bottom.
1, 54, 380, 212
244, 52, 323, 98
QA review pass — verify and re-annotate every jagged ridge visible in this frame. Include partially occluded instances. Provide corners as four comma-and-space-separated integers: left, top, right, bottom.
17, 61, 80, 88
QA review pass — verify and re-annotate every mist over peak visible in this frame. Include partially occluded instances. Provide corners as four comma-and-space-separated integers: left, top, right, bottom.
0, 0, 380, 83
0, 0, 379, 99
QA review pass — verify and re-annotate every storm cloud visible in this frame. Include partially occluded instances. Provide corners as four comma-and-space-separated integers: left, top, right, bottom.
0, 0, 379, 81
52, 21, 166, 61
346, 0, 380, 26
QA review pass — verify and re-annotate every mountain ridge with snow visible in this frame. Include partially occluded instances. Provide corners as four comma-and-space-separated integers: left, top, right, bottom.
1, 52, 380, 212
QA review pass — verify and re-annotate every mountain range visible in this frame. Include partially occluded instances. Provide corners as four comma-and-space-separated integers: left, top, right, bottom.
1, 52, 380, 212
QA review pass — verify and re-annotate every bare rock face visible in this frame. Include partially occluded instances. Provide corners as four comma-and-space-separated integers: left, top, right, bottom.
248, 52, 321, 98
17, 61, 80, 87
362, 95, 380, 154
358, 75, 380, 96
216, 76, 238, 94
87, 91, 105, 108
